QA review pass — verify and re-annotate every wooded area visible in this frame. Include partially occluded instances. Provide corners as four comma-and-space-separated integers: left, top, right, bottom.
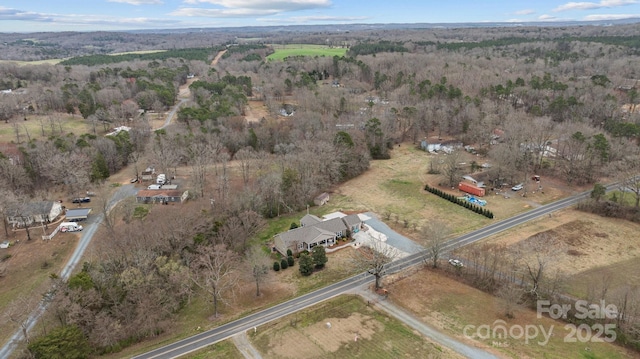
2, 21, 640, 355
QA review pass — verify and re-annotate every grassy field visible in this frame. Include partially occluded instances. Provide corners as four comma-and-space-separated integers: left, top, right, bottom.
0, 236, 77, 348
185, 341, 244, 359
249, 294, 456, 358
266, 44, 347, 61
389, 267, 638, 359
0, 59, 63, 66
0, 114, 92, 144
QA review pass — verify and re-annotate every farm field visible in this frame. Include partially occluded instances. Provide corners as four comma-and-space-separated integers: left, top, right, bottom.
266, 44, 347, 61
249, 294, 461, 359
387, 267, 639, 359
457, 208, 640, 299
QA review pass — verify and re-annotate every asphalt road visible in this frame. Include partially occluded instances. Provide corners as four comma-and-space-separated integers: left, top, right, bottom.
134, 184, 614, 359
0, 184, 137, 359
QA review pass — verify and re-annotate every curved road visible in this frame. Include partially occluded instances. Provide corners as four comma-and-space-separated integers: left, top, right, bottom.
134, 183, 618, 359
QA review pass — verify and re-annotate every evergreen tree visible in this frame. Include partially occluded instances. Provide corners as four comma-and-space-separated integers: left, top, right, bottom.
311, 246, 328, 268
299, 253, 314, 276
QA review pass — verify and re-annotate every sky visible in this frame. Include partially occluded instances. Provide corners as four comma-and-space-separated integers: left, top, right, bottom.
0, 0, 639, 33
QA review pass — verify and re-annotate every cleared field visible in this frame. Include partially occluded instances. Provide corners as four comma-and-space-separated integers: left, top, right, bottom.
332, 144, 576, 243
266, 44, 347, 61
249, 294, 460, 358
388, 268, 638, 359
0, 235, 77, 347
460, 208, 640, 298
0, 114, 92, 143
0, 59, 63, 66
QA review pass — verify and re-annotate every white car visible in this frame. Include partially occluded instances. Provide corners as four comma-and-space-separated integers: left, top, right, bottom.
511, 183, 524, 191
448, 259, 463, 267
0, 240, 10, 249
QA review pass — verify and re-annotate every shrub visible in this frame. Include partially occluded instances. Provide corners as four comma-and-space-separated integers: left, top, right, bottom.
287, 256, 295, 266
280, 258, 288, 270
273, 261, 280, 271
286, 249, 293, 257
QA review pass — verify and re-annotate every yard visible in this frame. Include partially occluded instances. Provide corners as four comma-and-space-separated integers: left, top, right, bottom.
249, 294, 461, 359
387, 267, 639, 359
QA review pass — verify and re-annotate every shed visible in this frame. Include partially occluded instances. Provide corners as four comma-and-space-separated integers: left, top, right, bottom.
314, 192, 330, 206
65, 208, 92, 221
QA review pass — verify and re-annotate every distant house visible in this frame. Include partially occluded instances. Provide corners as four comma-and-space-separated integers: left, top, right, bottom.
314, 192, 330, 206
6, 201, 63, 228
141, 167, 155, 181
136, 190, 189, 204
273, 212, 363, 256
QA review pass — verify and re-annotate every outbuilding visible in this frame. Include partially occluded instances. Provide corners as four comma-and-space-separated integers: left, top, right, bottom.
65, 208, 92, 221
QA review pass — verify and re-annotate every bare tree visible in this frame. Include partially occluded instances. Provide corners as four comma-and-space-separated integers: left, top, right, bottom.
496, 282, 524, 319
421, 220, 451, 268
246, 246, 270, 297
441, 150, 462, 187
351, 238, 398, 291
191, 243, 241, 318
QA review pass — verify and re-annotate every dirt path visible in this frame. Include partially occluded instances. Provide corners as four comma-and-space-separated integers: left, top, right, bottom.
211, 49, 227, 66
353, 286, 500, 359
232, 332, 263, 359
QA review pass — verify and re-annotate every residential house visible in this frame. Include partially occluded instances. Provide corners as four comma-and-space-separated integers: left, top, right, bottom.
136, 189, 189, 204
273, 213, 363, 256
6, 201, 63, 228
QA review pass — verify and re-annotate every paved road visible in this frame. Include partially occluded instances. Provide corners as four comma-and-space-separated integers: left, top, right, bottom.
0, 185, 137, 359
134, 184, 614, 359
161, 98, 187, 129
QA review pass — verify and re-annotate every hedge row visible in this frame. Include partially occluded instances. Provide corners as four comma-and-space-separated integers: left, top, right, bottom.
424, 184, 494, 219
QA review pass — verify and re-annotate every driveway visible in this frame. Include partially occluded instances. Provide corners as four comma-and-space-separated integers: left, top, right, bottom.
361, 212, 424, 254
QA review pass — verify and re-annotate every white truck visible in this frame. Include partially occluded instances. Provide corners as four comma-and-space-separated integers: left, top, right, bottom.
59, 222, 83, 232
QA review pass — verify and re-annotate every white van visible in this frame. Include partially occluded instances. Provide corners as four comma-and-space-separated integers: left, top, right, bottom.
148, 184, 162, 190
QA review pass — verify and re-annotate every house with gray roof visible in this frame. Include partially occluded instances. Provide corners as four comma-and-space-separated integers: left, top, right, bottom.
6, 201, 63, 228
273, 213, 363, 256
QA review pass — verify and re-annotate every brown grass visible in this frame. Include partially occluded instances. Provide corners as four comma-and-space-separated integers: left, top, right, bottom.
388, 267, 639, 359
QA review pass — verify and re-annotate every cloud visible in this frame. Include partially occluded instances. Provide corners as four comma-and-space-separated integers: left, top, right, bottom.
258, 15, 368, 23
107, 0, 164, 4
583, 13, 640, 19
514, 9, 536, 15
538, 14, 558, 20
174, 0, 332, 17
0, 6, 179, 29
554, 0, 638, 12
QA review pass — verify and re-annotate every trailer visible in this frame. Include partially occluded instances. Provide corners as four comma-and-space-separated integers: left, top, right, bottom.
59, 222, 83, 232
458, 182, 485, 197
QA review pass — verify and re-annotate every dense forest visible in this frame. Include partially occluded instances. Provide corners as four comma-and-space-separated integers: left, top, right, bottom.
2, 22, 640, 356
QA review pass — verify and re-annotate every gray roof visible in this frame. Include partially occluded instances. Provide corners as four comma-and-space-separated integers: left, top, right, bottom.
7, 201, 54, 217
65, 208, 92, 219
300, 214, 322, 227
277, 225, 335, 248
313, 217, 348, 234
342, 214, 361, 228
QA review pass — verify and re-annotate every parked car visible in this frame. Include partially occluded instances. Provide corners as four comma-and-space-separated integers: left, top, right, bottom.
0, 240, 10, 249
511, 183, 524, 191
448, 259, 464, 267
72, 197, 91, 203
130, 177, 138, 183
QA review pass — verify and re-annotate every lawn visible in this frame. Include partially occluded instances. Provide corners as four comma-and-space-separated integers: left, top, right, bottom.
249, 294, 454, 358
266, 44, 347, 61
0, 235, 77, 348
184, 340, 244, 359
389, 267, 638, 359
